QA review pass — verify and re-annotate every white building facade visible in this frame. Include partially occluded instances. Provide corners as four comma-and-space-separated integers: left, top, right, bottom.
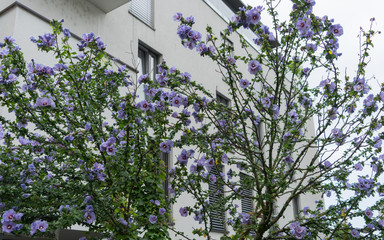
0, 0, 321, 239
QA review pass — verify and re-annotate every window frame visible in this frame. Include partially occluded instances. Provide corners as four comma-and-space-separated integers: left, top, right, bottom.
129, 0, 155, 29
138, 42, 160, 79
207, 92, 231, 233
208, 164, 226, 233
136, 42, 161, 101
240, 173, 254, 215
216, 91, 231, 119
216, 92, 230, 106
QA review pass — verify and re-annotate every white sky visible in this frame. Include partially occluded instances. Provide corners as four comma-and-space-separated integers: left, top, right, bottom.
242, 0, 384, 88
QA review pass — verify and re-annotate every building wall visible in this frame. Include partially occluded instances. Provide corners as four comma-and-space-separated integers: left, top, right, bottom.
0, 0, 321, 239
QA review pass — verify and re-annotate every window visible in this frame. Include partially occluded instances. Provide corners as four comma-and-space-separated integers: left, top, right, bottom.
129, 0, 154, 28
209, 165, 225, 232
138, 43, 159, 79
216, 92, 230, 119
292, 196, 300, 217
240, 173, 255, 235
240, 173, 253, 214
137, 43, 160, 101
217, 93, 230, 106
207, 93, 230, 232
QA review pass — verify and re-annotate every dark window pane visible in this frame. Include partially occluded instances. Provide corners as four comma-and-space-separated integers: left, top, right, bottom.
292, 196, 300, 217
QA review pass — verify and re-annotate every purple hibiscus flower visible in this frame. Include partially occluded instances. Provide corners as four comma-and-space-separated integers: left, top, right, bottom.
53, 63, 68, 71
222, 153, 228, 164
177, 149, 189, 166
92, 163, 104, 172
85, 205, 94, 212
37, 33, 56, 49
18, 136, 30, 145
288, 110, 299, 123
322, 160, 331, 168
0, 124, 4, 139
190, 164, 197, 174
240, 213, 250, 224
30, 220, 48, 236
363, 94, 375, 107
227, 57, 236, 64
84, 122, 91, 131
159, 208, 166, 215
204, 158, 215, 172
173, 12, 182, 22
284, 155, 294, 164
179, 207, 188, 217
306, 43, 317, 52
159, 140, 173, 153
209, 174, 217, 184
296, 18, 310, 33
350, 229, 359, 238
355, 163, 363, 171
148, 215, 157, 224
136, 100, 153, 112
330, 24, 343, 37
84, 211, 96, 224
290, 221, 307, 239
96, 172, 106, 181
106, 145, 117, 156
82, 32, 95, 43
373, 137, 382, 149
2, 209, 23, 222
356, 177, 374, 194
379, 219, 384, 227
6, 73, 17, 83
239, 79, 250, 89
35, 96, 55, 108
100, 137, 116, 152
177, 25, 191, 40
246, 8, 261, 25
379, 91, 384, 102
248, 60, 262, 74
2, 221, 16, 233
365, 208, 373, 218
272, 105, 279, 119
170, 96, 183, 108
331, 128, 342, 138
261, 96, 271, 108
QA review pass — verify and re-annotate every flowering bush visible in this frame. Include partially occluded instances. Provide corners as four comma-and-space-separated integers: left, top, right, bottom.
0, 0, 384, 239
0, 20, 194, 239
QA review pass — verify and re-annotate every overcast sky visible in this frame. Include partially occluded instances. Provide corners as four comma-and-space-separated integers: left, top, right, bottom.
242, 0, 384, 89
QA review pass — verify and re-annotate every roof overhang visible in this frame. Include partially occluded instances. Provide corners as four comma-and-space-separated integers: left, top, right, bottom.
86, 0, 131, 13
222, 0, 245, 13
